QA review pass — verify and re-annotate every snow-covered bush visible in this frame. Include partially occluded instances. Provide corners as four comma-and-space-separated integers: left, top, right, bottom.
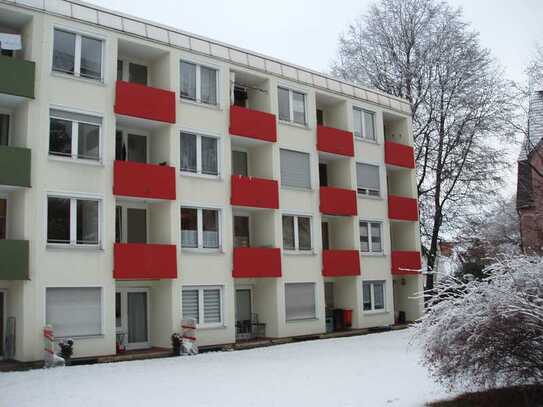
415, 255, 543, 390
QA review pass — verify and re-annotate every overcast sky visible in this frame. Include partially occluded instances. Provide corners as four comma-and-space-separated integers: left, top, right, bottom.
86, 0, 543, 193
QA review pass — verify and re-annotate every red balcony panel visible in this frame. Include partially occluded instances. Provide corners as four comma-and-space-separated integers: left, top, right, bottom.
320, 187, 357, 216
385, 141, 415, 169
317, 125, 354, 157
229, 105, 277, 142
114, 160, 176, 200
233, 247, 282, 278
114, 243, 177, 279
391, 251, 422, 275
114, 80, 176, 123
322, 250, 360, 277
388, 195, 419, 221
231, 175, 279, 209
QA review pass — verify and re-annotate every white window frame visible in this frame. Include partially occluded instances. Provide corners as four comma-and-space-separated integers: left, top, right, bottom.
362, 281, 386, 313
359, 220, 383, 254
51, 27, 105, 82
353, 106, 376, 141
284, 282, 317, 322
180, 206, 222, 250
179, 59, 220, 106
46, 192, 103, 249
282, 214, 313, 252
278, 86, 308, 126
182, 285, 224, 328
356, 162, 381, 197
49, 108, 103, 164
115, 287, 151, 350
44, 286, 104, 338
115, 128, 149, 163
117, 58, 149, 83
115, 201, 149, 244
179, 130, 221, 178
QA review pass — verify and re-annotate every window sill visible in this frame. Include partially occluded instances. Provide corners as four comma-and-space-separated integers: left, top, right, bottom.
180, 98, 222, 111
360, 252, 386, 257
179, 171, 222, 181
355, 137, 379, 145
46, 244, 104, 251
51, 70, 106, 87
48, 155, 104, 167
278, 120, 311, 131
362, 310, 388, 316
286, 317, 319, 323
181, 247, 224, 255
281, 186, 314, 193
54, 334, 104, 340
283, 250, 317, 256
357, 194, 383, 201
196, 324, 226, 331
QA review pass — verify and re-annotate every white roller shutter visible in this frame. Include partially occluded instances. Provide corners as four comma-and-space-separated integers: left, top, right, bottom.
280, 149, 311, 189
285, 283, 316, 320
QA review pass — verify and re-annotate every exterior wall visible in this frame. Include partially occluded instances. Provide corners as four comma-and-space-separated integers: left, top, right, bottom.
0, 0, 422, 361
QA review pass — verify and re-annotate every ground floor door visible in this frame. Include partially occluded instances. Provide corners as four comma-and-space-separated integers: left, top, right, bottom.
0, 291, 4, 357
235, 288, 252, 340
116, 288, 150, 350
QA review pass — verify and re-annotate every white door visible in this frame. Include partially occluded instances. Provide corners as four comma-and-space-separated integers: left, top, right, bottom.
116, 288, 150, 350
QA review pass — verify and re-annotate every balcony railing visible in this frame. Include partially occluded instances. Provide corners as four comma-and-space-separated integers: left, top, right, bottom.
0, 240, 29, 280
229, 105, 277, 142
391, 251, 422, 275
320, 187, 357, 216
233, 247, 282, 278
113, 160, 176, 200
316, 125, 354, 157
385, 141, 415, 169
388, 195, 418, 221
114, 80, 176, 123
114, 243, 177, 279
322, 250, 360, 277
231, 175, 279, 209
0, 146, 31, 188
0, 55, 35, 99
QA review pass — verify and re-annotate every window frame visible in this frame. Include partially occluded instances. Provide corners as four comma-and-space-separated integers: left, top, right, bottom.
181, 285, 224, 328
179, 59, 220, 106
356, 162, 381, 197
353, 106, 376, 141
49, 108, 103, 164
282, 214, 313, 252
359, 220, 383, 254
180, 206, 222, 250
179, 130, 221, 178
277, 86, 308, 126
51, 27, 105, 83
115, 128, 149, 163
362, 281, 386, 312
117, 58, 149, 85
284, 282, 317, 322
0, 109, 12, 147
46, 192, 103, 249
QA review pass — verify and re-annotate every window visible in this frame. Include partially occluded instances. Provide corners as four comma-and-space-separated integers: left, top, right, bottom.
280, 149, 311, 189
181, 207, 220, 249
180, 132, 219, 176
0, 113, 9, 146
52, 29, 103, 81
278, 87, 306, 125
353, 107, 375, 141
49, 109, 101, 161
285, 283, 316, 321
182, 286, 223, 326
46, 287, 102, 337
359, 221, 382, 253
363, 281, 385, 311
47, 196, 100, 246
282, 215, 312, 251
356, 163, 380, 196
180, 61, 218, 105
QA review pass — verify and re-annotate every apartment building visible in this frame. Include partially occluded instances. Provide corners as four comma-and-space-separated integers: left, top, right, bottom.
0, 0, 423, 362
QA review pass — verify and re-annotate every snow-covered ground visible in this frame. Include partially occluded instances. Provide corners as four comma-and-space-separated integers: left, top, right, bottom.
1, 329, 453, 407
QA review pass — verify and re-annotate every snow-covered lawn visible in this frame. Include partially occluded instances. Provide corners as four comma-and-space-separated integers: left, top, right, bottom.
1, 329, 453, 407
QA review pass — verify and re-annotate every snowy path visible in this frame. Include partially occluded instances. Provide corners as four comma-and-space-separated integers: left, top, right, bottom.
0, 329, 452, 407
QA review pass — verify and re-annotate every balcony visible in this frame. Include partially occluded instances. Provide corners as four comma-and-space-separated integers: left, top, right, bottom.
113, 160, 176, 200
322, 250, 360, 277
0, 55, 35, 100
388, 195, 418, 221
114, 243, 177, 279
114, 80, 176, 123
320, 187, 357, 216
385, 141, 415, 169
0, 146, 31, 188
317, 125, 354, 157
229, 105, 277, 142
233, 247, 282, 278
391, 251, 421, 275
231, 175, 279, 209
0, 240, 29, 280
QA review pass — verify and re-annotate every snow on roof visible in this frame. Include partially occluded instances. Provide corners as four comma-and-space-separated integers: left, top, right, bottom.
3, 0, 412, 115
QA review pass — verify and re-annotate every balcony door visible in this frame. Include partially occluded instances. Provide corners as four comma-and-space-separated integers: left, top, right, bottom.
232, 150, 248, 177
233, 215, 250, 248
116, 288, 150, 350
0, 199, 6, 240
116, 130, 148, 164
235, 288, 252, 340
0, 290, 4, 358
115, 203, 148, 244
0, 113, 10, 147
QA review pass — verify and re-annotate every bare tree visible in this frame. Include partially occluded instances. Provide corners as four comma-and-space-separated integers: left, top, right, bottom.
332, 0, 515, 292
